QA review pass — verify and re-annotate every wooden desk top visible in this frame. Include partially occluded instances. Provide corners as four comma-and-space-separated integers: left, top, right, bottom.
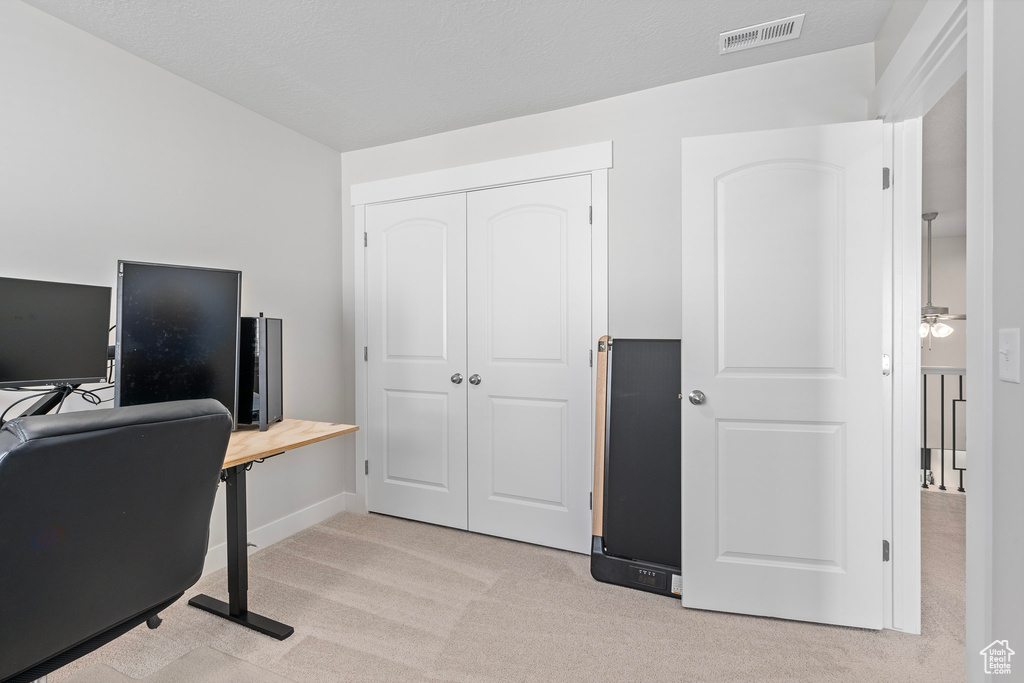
224, 418, 358, 470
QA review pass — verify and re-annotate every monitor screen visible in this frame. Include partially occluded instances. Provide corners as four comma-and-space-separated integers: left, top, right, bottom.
0, 277, 111, 389
115, 261, 241, 425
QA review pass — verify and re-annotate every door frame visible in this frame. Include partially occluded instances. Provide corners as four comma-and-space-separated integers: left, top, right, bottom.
350, 142, 613, 515
872, 0, 968, 635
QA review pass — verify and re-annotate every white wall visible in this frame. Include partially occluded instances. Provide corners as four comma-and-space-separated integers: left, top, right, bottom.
874, 0, 928, 82
340, 44, 876, 496
965, 0, 1024, 677
989, 0, 1024, 666
0, 2, 348, 572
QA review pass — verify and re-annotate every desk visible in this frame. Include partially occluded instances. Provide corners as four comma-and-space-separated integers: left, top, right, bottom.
188, 419, 358, 640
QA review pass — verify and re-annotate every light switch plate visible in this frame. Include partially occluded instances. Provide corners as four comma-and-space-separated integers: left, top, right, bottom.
998, 328, 1020, 383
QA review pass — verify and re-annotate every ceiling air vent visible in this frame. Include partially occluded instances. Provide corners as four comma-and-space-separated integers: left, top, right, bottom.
719, 14, 805, 54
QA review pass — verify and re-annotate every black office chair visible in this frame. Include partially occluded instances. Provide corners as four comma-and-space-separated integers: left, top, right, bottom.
0, 399, 232, 683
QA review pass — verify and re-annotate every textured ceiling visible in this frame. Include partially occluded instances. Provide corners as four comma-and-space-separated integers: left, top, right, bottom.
20, 0, 893, 152
922, 74, 967, 238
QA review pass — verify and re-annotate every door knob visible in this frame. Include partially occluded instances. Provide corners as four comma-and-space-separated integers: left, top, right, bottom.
469, 374, 482, 386
451, 373, 463, 385
688, 390, 706, 406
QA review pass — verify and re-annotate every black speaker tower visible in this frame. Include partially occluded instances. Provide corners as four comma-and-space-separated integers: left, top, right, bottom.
238, 314, 283, 431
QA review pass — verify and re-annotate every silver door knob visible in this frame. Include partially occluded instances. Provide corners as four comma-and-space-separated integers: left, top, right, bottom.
469, 374, 482, 385
451, 373, 463, 385
688, 390, 706, 406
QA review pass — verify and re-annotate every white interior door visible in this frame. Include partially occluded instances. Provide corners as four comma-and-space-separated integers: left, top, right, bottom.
366, 193, 468, 529
680, 120, 884, 628
466, 176, 593, 553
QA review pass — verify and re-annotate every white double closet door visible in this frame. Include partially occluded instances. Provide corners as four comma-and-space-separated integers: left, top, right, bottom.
365, 175, 593, 553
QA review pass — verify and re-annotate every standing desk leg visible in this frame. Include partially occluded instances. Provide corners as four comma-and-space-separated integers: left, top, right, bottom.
188, 465, 294, 640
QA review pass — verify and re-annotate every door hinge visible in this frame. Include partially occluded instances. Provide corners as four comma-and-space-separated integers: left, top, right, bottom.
364, 232, 368, 247
590, 492, 593, 510
882, 539, 890, 562
589, 206, 593, 224
882, 167, 891, 190
363, 346, 368, 361
589, 349, 593, 367
364, 459, 369, 475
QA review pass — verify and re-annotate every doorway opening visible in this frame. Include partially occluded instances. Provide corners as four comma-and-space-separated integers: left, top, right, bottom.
917, 70, 967, 667
920, 74, 968, 494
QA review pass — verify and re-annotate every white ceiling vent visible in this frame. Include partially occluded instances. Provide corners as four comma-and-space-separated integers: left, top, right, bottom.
719, 14, 805, 54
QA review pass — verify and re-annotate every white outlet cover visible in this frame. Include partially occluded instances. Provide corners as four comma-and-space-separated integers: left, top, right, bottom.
998, 328, 1020, 383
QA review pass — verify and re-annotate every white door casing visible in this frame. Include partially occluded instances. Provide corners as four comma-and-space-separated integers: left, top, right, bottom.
680, 120, 885, 629
466, 176, 593, 553
366, 193, 468, 529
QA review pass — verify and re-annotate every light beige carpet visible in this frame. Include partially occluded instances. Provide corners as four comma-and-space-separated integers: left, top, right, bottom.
53, 491, 964, 682
62, 647, 290, 682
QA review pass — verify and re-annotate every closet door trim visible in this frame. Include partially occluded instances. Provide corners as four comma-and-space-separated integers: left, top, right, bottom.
351, 142, 611, 206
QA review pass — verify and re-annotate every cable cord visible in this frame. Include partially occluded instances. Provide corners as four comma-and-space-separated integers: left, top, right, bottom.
53, 384, 74, 414
0, 383, 115, 426
0, 390, 53, 426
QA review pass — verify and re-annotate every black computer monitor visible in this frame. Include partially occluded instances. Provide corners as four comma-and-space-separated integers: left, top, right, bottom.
0, 277, 111, 389
115, 261, 241, 426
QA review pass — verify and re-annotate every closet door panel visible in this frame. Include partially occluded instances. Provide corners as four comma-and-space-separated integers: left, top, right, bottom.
467, 175, 592, 553
487, 215, 566, 362
366, 193, 468, 529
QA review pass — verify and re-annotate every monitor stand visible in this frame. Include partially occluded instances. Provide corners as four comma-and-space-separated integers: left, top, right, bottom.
18, 384, 79, 418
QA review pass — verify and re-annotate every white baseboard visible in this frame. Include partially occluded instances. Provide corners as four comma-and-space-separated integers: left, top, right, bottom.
347, 491, 368, 514
200, 491, 357, 577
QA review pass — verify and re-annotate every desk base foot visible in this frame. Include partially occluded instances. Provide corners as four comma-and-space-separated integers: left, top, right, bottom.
188, 594, 294, 640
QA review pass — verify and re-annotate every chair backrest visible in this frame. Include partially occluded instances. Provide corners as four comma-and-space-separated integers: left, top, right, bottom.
0, 399, 231, 682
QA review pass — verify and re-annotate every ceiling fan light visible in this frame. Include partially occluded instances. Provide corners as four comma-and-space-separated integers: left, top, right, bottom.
931, 322, 954, 338
920, 322, 931, 338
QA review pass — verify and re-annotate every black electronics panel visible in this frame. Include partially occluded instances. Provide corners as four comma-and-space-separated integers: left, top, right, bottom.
238, 315, 283, 431
0, 277, 111, 388
115, 261, 241, 426
262, 317, 283, 428
238, 317, 259, 423
602, 339, 681, 569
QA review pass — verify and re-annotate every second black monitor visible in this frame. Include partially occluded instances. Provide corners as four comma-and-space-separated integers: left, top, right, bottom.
115, 261, 241, 426
0, 277, 111, 389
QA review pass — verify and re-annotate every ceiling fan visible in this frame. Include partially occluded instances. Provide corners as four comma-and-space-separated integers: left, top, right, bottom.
920, 211, 965, 345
